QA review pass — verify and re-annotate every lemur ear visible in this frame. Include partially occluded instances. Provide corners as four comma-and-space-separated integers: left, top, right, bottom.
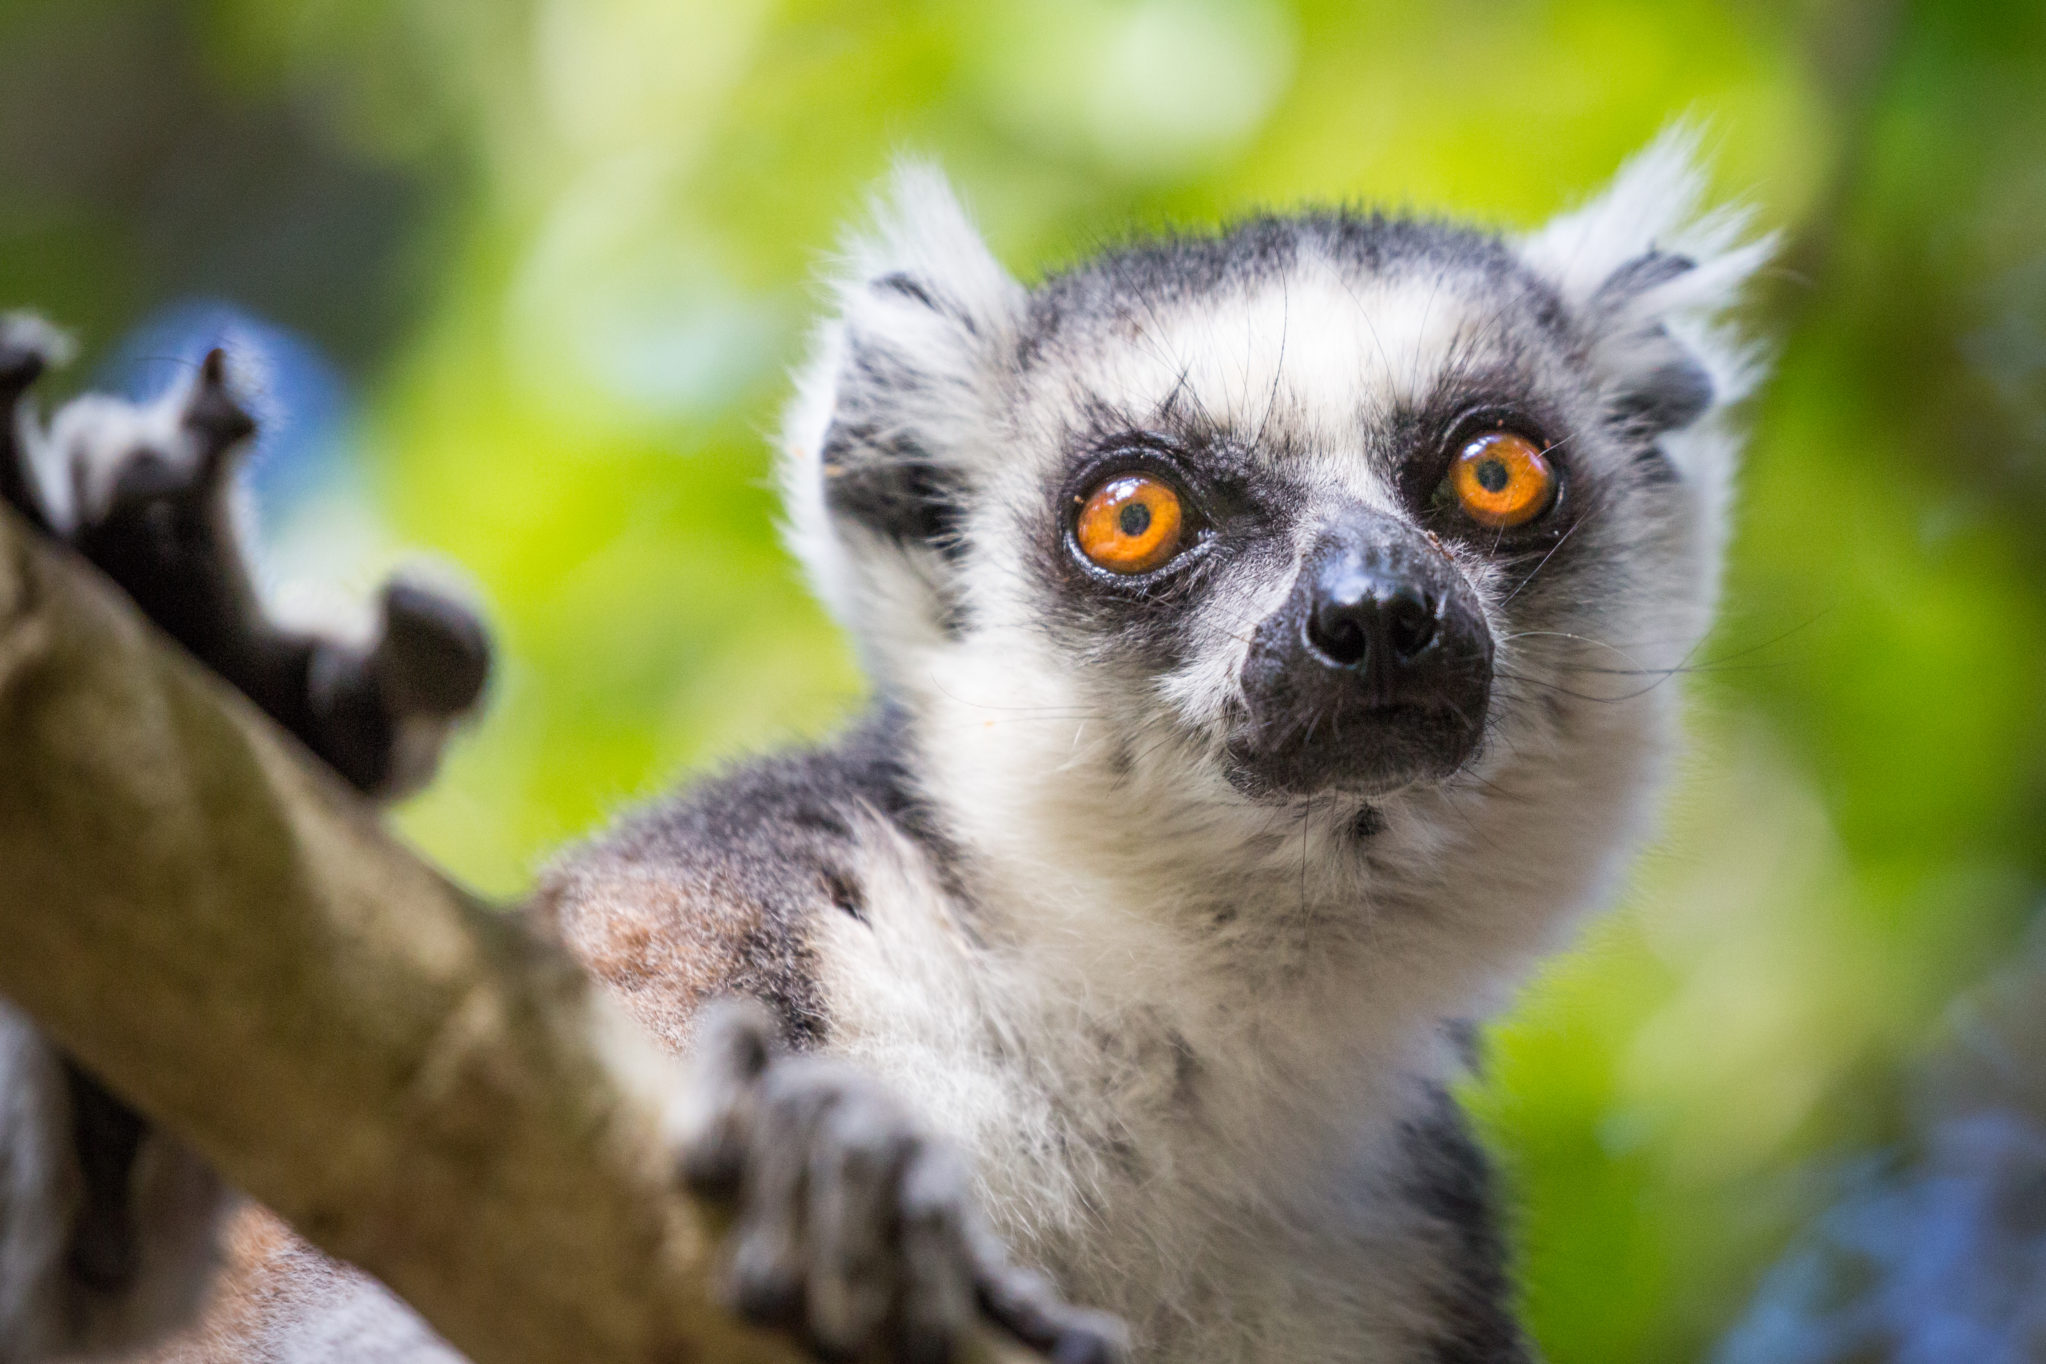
1519, 127, 1774, 479
781, 162, 1026, 656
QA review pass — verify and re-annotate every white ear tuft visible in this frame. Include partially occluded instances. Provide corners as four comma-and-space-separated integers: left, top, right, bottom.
842, 161, 1023, 325
1522, 126, 1775, 468
1521, 128, 1777, 601
1521, 125, 1770, 320
1524, 128, 1775, 405
778, 163, 1025, 670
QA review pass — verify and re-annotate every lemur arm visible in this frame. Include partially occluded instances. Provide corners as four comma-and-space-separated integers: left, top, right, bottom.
0, 314, 488, 1359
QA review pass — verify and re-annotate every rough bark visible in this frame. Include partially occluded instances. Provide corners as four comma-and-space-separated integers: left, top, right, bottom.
0, 504, 1023, 1363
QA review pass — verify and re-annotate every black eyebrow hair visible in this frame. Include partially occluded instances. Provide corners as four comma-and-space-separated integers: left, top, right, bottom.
1062, 400, 1278, 491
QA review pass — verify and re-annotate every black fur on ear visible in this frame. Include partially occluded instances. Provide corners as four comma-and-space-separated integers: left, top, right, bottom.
1591, 251, 1717, 443
815, 283, 978, 558
1589, 248, 1697, 308
780, 167, 1026, 651
1608, 352, 1716, 440
819, 425, 968, 556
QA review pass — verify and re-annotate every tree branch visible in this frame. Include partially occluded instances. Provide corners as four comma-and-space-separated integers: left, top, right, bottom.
0, 504, 1025, 1363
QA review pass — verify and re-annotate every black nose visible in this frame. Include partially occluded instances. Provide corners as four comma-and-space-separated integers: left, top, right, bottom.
1304, 569, 1440, 674
1227, 508, 1493, 797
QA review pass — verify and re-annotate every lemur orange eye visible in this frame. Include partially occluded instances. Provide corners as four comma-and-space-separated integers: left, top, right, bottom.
1075, 473, 1185, 574
1449, 432, 1555, 529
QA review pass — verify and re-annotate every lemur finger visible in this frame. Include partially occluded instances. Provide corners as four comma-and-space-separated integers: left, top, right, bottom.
975, 1279, 1127, 1364
727, 1060, 844, 1329
0, 314, 66, 533
373, 580, 492, 719
60, 1059, 149, 1292
671, 999, 779, 1197
962, 1210, 1127, 1364
183, 349, 257, 482
67, 349, 256, 538
60, 357, 261, 683
803, 1085, 914, 1356
893, 1141, 980, 1364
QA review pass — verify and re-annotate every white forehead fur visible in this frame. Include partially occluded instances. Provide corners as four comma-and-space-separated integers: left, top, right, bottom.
1061, 263, 1472, 483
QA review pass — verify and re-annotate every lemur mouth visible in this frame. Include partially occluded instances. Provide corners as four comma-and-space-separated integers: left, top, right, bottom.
1224, 510, 1492, 800
1223, 701, 1484, 799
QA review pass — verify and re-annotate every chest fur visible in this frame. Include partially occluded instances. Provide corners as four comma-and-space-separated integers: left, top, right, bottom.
805, 830, 1523, 1363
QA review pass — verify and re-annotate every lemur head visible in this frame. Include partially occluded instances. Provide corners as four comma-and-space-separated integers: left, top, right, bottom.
783, 132, 1768, 915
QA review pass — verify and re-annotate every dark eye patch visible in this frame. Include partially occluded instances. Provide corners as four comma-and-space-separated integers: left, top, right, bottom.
1382, 375, 1572, 540
1027, 422, 1298, 673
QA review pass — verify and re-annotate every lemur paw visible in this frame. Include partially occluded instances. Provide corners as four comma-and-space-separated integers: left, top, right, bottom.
673, 1003, 1127, 1364
0, 317, 490, 1359
0, 319, 491, 798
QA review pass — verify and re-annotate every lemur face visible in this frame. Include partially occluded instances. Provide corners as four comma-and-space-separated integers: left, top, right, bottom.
1012, 242, 1588, 801
785, 140, 1763, 829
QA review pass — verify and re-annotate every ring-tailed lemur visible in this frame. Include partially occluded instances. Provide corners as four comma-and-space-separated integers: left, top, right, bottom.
0, 131, 1767, 1364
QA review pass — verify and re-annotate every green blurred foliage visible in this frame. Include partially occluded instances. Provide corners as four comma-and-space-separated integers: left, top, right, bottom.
3, 1, 2043, 1359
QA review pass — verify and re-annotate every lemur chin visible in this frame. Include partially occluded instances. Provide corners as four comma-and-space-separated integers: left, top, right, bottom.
0, 128, 1768, 1364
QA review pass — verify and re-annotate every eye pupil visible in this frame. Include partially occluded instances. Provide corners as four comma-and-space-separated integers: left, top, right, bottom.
1475, 459, 1509, 494
1119, 502, 1152, 537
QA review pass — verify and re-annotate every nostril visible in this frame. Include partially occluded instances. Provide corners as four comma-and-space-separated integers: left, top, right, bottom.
1304, 580, 1440, 672
1384, 590, 1437, 660
1306, 603, 1369, 668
